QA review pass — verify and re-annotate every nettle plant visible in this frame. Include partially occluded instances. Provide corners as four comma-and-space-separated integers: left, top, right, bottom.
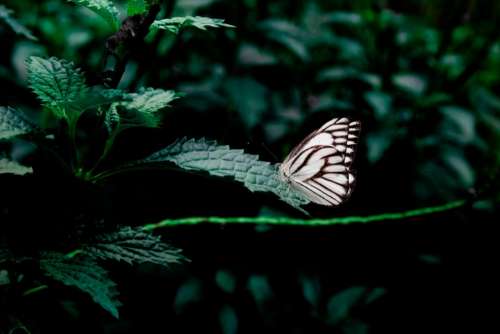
0, 0, 313, 321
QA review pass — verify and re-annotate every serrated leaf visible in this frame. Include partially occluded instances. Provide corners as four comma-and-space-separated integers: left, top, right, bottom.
0, 5, 37, 40
40, 252, 121, 318
27, 56, 88, 120
67, 0, 120, 31
110, 88, 179, 128
127, 0, 147, 16
0, 158, 33, 175
83, 226, 185, 266
75, 87, 126, 112
140, 138, 310, 211
151, 16, 235, 34
0, 106, 35, 140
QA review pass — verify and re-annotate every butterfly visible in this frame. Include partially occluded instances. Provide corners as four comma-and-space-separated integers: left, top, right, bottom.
278, 117, 361, 206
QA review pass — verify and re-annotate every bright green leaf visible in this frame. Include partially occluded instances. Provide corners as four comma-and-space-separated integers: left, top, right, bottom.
27, 56, 88, 120
67, 0, 120, 31
151, 16, 235, 34
140, 138, 310, 212
109, 88, 179, 129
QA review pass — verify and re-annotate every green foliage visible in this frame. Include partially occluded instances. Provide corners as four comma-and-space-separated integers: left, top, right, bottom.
107, 88, 179, 130
141, 137, 310, 211
151, 16, 235, 34
0, 106, 35, 140
127, 0, 147, 16
27, 56, 88, 120
83, 226, 185, 266
40, 252, 121, 318
67, 0, 120, 31
0, 5, 37, 40
0, 158, 33, 175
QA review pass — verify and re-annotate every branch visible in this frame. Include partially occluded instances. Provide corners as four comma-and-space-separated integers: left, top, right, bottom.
143, 200, 467, 230
101, 3, 161, 88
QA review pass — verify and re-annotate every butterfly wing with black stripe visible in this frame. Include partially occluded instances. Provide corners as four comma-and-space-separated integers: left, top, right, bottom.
279, 117, 360, 206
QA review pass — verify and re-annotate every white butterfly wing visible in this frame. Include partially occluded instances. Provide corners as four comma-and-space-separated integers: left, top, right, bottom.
279, 117, 360, 206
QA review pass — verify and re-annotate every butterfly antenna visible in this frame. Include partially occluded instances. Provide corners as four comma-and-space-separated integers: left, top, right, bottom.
260, 142, 280, 163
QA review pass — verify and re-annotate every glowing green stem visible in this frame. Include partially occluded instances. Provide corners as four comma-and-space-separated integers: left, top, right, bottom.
143, 200, 467, 230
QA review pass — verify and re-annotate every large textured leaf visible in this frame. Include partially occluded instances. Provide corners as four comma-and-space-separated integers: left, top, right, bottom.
27, 57, 88, 119
67, 0, 120, 31
40, 252, 121, 318
151, 16, 234, 34
141, 138, 310, 211
0, 5, 37, 40
83, 226, 185, 266
0, 107, 35, 140
0, 159, 33, 175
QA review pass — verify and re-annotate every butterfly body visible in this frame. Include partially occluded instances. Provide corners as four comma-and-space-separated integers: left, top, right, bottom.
278, 117, 361, 206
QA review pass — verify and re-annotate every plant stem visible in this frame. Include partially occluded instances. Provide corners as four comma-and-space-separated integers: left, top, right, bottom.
142, 199, 467, 230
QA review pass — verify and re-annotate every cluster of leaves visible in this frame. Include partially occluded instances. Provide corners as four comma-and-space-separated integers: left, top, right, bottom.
1, 0, 316, 327
0, 0, 253, 326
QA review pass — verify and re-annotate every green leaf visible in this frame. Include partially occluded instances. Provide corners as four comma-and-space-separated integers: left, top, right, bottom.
67, 0, 120, 31
27, 56, 88, 120
318, 67, 381, 88
327, 287, 366, 325
223, 77, 268, 129
107, 88, 179, 130
364, 91, 392, 119
40, 252, 121, 318
0, 106, 35, 140
151, 16, 235, 34
0, 158, 33, 175
75, 87, 126, 112
392, 73, 427, 96
174, 278, 203, 313
323, 11, 362, 26
259, 19, 309, 61
83, 226, 185, 267
301, 275, 321, 308
0, 5, 37, 40
219, 305, 238, 334
140, 138, 310, 211
127, 0, 147, 16
247, 275, 273, 307
0, 269, 9, 286
215, 270, 236, 294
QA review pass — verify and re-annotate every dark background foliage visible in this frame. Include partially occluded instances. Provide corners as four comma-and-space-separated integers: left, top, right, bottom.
1, 0, 499, 333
